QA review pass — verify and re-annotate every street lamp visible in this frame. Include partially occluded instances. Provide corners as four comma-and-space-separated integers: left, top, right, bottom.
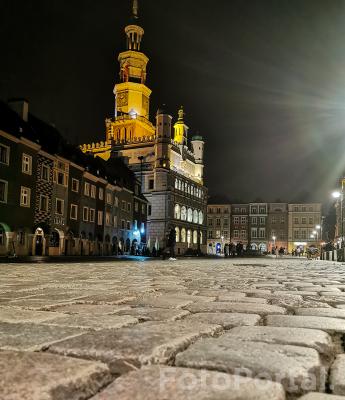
221, 235, 224, 254
332, 188, 344, 248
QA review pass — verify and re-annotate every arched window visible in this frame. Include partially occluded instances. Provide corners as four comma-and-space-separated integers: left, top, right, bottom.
187, 230, 192, 246
187, 208, 193, 222
200, 231, 203, 245
198, 211, 204, 225
175, 227, 180, 243
181, 228, 186, 243
193, 210, 198, 224
174, 204, 181, 220
193, 230, 198, 244
181, 206, 187, 221
175, 179, 178, 189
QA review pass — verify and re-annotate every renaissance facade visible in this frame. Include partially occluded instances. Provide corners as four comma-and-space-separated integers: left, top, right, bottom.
80, 1, 207, 254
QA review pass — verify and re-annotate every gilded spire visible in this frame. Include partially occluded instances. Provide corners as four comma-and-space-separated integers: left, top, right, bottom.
132, 0, 139, 19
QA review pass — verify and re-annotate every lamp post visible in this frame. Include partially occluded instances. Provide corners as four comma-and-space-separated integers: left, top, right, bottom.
221, 235, 224, 255
272, 235, 276, 256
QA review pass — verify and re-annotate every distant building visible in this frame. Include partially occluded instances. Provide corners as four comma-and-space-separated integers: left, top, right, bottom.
288, 203, 322, 253
230, 204, 249, 247
267, 203, 288, 252
207, 204, 231, 254
249, 203, 268, 252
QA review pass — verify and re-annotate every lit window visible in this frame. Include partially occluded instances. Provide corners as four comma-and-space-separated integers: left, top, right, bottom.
97, 211, 103, 226
0, 144, 10, 165
198, 211, 204, 225
175, 227, 180, 242
181, 228, 186, 242
241, 216, 246, 224
70, 204, 78, 220
84, 182, 90, 196
233, 230, 239, 238
99, 187, 104, 200
234, 216, 239, 224
20, 187, 31, 207
106, 212, 111, 226
193, 230, 198, 244
174, 204, 181, 219
114, 196, 119, 207
22, 154, 32, 175
90, 185, 96, 199
193, 210, 198, 224
187, 208, 193, 222
113, 215, 118, 227
106, 192, 112, 205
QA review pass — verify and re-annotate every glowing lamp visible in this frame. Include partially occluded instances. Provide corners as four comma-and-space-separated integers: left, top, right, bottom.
332, 191, 341, 199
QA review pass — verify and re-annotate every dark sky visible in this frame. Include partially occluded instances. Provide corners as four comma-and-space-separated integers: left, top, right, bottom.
2, 0, 345, 204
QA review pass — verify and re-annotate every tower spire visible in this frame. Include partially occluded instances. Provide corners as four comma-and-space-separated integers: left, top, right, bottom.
132, 0, 139, 19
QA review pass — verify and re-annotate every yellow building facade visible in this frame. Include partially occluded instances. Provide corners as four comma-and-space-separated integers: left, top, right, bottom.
80, 0, 208, 253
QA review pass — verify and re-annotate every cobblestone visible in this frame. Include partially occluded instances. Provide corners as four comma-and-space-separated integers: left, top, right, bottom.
1, 258, 345, 399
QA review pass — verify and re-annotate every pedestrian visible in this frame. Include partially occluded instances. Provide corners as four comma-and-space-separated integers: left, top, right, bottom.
224, 243, 229, 258
296, 247, 301, 257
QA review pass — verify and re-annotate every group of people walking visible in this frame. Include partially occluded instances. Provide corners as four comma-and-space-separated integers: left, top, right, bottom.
224, 242, 244, 257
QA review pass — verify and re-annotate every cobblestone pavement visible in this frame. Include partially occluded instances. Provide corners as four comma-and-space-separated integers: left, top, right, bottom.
1, 258, 345, 400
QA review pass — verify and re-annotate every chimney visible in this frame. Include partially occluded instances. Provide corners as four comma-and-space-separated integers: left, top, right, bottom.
8, 98, 29, 122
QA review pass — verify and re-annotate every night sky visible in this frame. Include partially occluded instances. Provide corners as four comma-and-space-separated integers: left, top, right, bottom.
2, 0, 345, 204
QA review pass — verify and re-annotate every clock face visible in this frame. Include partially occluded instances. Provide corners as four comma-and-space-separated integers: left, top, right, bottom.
117, 91, 128, 107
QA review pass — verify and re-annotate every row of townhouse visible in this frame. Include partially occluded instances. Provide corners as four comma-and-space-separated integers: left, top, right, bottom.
0, 100, 147, 257
207, 202, 322, 254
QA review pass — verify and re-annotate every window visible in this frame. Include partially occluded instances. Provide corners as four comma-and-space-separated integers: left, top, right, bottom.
281, 216, 285, 224
193, 230, 198, 244
0, 144, 10, 165
148, 205, 152, 216
126, 221, 131, 230
259, 207, 266, 214
175, 227, 180, 242
83, 207, 89, 222
97, 211, 103, 226
91, 185, 96, 199
149, 179, 154, 190
20, 187, 31, 207
251, 228, 257, 238
309, 217, 313, 224
259, 228, 265, 238
22, 154, 32, 175
216, 230, 221, 239
72, 178, 79, 192
193, 210, 198, 224
294, 217, 299, 224
106, 192, 112, 204
234, 208, 239, 213
56, 198, 64, 215
181, 228, 186, 242
252, 217, 257, 225
224, 208, 229, 214
294, 206, 299, 212
216, 218, 221, 226
127, 202, 131, 212
234, 216, 239, 224
89, 208, 95, 223
57, 172, 66, 186
175, 179, 179, 189
294, 230, 299, 239
113, 215, 118, 227
174, 204, 181, 219
181, 206, 187, 221
187, 208, 193, 222
217, 208, 221, 214
208, 219, 213, 227
106, 212, 111, 226
251, 207, 257, 214
241, 216, 246, 224
259, 217, 265, 225
302, 206, 306, 212
70, 204, 78, 220
17, 231, 25, 245
114, 196, 119, 207
0, 180, 8, 203
121, 220, 125, 229
134, 201, 139, 212
142, 204, 146, 214
208, 208, 213, 214
223, 231, 228, 237
99, 187, 104, 200
241, 208, 246, 213
122, 201, 126, 211
208, 230, 213, 239
271, 217, 276, 224
39, 195, 49, 212
302, 217, 307, 224
301, 230, 307, 239
84, 182, 90, 196
241, 230, 246, 239
233, 229, 239, 238
198, 211, 204, 225
41, 165, 50, 181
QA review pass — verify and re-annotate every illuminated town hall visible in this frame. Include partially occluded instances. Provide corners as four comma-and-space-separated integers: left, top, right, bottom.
80, 0, 208, 254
